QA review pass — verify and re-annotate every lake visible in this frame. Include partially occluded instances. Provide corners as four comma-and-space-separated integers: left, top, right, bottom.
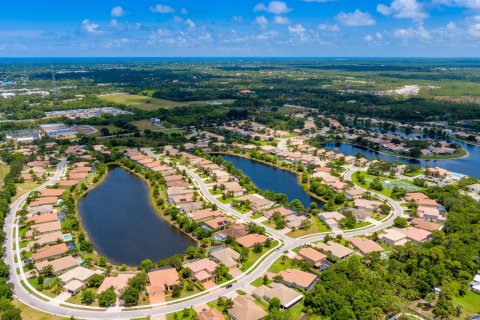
221, 154, 322, 208
323, 140, 480, 179
77, 167, 195, 265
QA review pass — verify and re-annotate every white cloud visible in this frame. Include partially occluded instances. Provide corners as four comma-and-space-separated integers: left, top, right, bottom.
364, 34, 374, 41
185, 19, 196, 29
111, 6, 126, 17
256, 15, 269, 28
82, 19, 100, 33
318, 23, 340, 31
256, 31, 279, 40
446, 21, 457, 30
377, 0, 427, 21
254, 1, 292, 15
274, 16, 290, 24
393, 24, 431, 39
232, 16, 243, 23
288, 23, 306, 33
468, 23, 480, 37
375, 32, 383, 39
150, 4, 174, 14
180, 8, 188, 14
302, 0, 335, 2
336, 9, 376, 26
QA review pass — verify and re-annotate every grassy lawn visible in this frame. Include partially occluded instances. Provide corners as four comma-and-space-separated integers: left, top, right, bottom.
12, 299, 68, 320
209, 188, 222, 195
287, 217, 330, 238
165, 281, 202, 301
341, 220, 371, 230
241, 240, 279, 271
453, 291, 480, 315
66, 289, 99, 307
13, 181, 42, 201
130, 119, 161, 131
267, 256, 296, 273
166, 308, 198, 320
101, 93, 234, 110
250, 213, 264, 219
0, 163, 9, 183
92, 124, 122, 135
371, 212, 387, 221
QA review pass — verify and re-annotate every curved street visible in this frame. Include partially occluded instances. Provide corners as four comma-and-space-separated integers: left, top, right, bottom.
5, 156, 404, 319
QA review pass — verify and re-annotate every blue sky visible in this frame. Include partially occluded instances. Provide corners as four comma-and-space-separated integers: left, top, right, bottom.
1, 0, 480, 57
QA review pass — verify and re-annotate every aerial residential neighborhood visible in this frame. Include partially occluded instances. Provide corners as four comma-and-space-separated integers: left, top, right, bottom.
1, 2, 480, 319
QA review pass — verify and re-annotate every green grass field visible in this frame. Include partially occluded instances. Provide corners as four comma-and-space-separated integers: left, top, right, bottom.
453, 291, 480, 315
101, 93, 234, 110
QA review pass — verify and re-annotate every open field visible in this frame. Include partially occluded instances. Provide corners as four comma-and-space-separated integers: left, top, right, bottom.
101, 93, 235, 110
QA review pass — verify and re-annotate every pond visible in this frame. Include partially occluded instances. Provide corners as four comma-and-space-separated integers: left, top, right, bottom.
323, 141, 480, 179
77, 167, 195, 266
221, 154, 323, 208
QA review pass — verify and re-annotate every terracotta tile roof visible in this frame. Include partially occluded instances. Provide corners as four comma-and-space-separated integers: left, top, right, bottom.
278, 269, 318, 289
147, 267, 180, 292
39, 189, 65, 197
27, 213, 57, 224
32, 243, 68, 261
348, 237, 384, 255
35, 255, 77, 274
236, 234, 268, 248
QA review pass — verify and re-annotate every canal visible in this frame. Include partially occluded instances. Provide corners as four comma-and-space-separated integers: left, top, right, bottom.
77, 167, 195, 266
221, 154, 322, 208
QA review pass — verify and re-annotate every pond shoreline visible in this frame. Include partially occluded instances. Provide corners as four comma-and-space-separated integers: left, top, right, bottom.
76, 164, 196, 266
211, 151, 327, 206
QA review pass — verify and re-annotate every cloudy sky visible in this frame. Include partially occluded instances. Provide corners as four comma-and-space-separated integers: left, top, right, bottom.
1, 0, 480, 57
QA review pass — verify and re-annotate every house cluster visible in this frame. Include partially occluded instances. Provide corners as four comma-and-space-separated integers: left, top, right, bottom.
405, 192, 446, 222
21, 159, 50, 182
221, 120, 290, 140
20, 161, 107, 297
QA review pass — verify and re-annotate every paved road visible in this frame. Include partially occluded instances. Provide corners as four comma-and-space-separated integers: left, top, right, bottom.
5, 153, 403, 319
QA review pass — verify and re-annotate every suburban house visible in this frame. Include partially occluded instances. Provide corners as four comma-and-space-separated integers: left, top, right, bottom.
200, 216, 233, 231
220, 181, 245, 197
277, 268, 319, 291
236, 194, 273, 212
147, 267, 180, 303
264, 206, 295, 219
183, 258, 219, 286
27, 213, 58, 225
29, 231, 64, 248
379, 229, 408, 247
209, 246, 241, 269
198, 308, 225, 320
295, 247, 327, 269
236, 233, 268, 248
59, 266, 101, 294
39, 188, 65, 197
410, 218, 442, 232
318, 211, 344, 230
228, 295, 268, 320
252, 282, 303, 309
396, 227, 432, 243
316, 241, 354, 260
213, 224, 248, 242
353, 199, 382, 213
32, 243, 69, 262
35, 255, 78, 275
26, 221, 62, 237
97, 273, 137, 295
189, 207, 223, 221
348, 237, 384, 255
